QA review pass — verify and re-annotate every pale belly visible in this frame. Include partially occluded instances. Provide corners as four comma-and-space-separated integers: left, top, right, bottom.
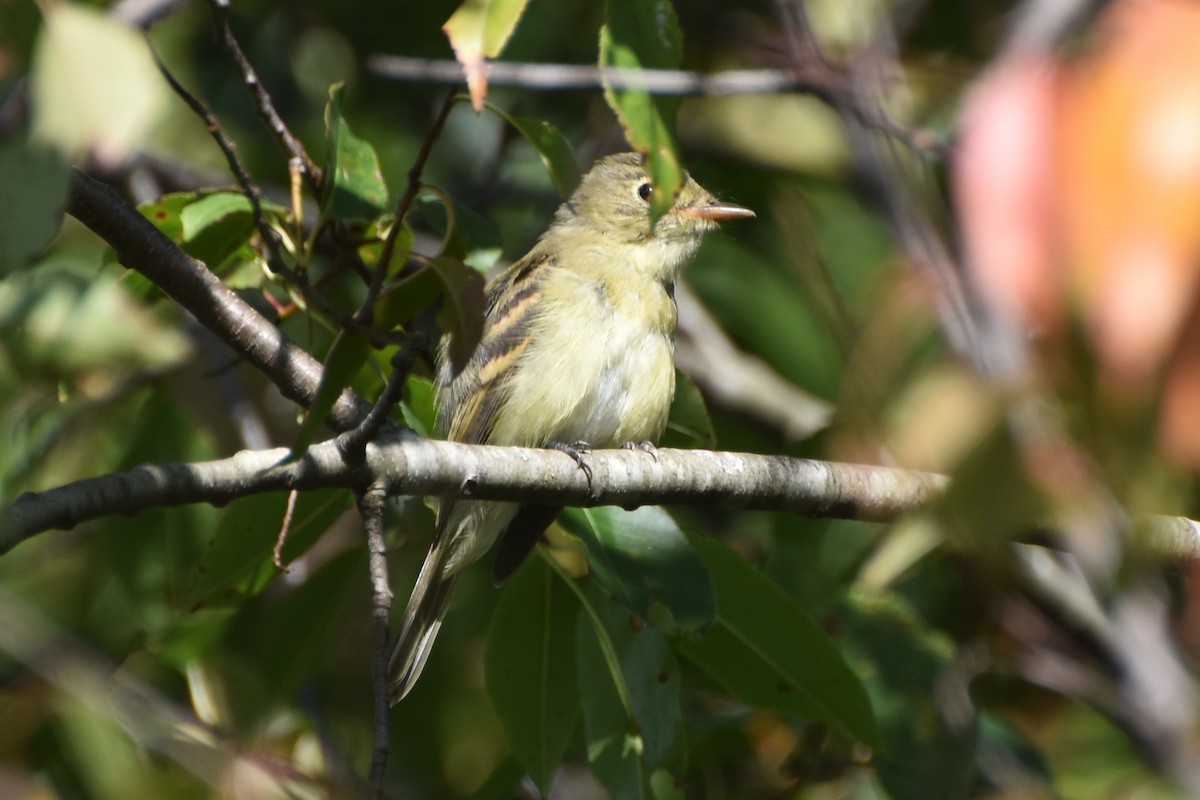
488, 284, 677, 449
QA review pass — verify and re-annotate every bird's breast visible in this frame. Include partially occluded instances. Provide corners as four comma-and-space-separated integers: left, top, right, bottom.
487, 271, 678, 448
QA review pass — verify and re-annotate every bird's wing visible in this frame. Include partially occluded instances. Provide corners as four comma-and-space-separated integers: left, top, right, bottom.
439, 249, 551, 448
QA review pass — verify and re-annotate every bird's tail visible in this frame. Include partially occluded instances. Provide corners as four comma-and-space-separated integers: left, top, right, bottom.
387, 538, 459, 703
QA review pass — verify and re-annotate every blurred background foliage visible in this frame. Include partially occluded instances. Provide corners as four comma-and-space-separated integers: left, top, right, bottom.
4, 0, 1200, 797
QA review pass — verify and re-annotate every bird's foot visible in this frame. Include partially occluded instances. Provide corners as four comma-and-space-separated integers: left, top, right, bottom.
621, 440, 659, 462
549, 441, 597, 498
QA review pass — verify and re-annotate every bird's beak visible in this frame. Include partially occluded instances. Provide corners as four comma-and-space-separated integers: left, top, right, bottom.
680, 200, 756, 221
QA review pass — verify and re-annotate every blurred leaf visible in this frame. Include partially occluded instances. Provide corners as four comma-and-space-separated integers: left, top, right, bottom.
660, 371, 714, 449
31, 2, 167, 162
468, 756, 526, 800
484, 104, 580, 198
292, 328, 375, 454
485, 554, 581, 792
0, 267, 191, 377
189, 489, 350, 609
842, 592, 973, 800
0, 139, 69, 272
427, 255, 487, 375
675, 535, 881, 749
562, 506, 714, 632
599, 0, 683, 223
323, 83, 389, 221
443, 0, 532, 111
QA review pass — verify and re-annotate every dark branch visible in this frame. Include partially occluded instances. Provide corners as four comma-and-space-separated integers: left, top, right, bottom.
66, 169, 373, 431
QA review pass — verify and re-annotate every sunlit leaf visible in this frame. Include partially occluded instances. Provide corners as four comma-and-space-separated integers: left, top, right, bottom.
443, 0, 532, 111
323, 83, 389, 222
675, 535, 882, 749
485, 555, 581, 792
179, 191, 258, 270
599, 0, 684, 223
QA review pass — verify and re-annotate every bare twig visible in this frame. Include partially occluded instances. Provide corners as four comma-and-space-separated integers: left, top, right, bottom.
369, 56, 945, 158
148, 42, 286, 270
356, 483, 392, 797
205, 0, 323, 190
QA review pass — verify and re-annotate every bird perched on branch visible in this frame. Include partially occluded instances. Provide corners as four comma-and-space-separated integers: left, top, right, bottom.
389, 151, 754, 702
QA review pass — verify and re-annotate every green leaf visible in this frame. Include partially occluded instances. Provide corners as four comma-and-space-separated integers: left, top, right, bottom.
485, 554, 581, 792
575, 586, 686, 799
179, 192, 258, 269
138, 191, 278, 273
31, 2, 167, 160
483, 105, 581, 199
323, 83, 389, 222
562, 506, 714, 633
443, 0, 533, 110
599, 0, 684, 224
188, 490, 351, 609
292, 328, 375, 454
660, 371, 714, 449
674, 535, 882, 749
401, 374, 437, 436
377, 266, 444, 331
180, 192, 253, 241
575, 593, 649, 800
0, 139, 69, 272
427, 255, 487, 375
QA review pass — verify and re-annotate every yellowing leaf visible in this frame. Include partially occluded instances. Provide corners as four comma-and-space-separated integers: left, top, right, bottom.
31, 2, 167, 164
443, 0, 532, 111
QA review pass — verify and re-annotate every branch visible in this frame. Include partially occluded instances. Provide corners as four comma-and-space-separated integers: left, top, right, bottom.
1, 434, 947, 553
66, 170, 374, 432
356, 484, 392, 796
368, 56, 943, 157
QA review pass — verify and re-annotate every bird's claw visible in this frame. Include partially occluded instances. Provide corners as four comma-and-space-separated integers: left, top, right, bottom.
622, 440, 659, 462
550, 440, 597, 498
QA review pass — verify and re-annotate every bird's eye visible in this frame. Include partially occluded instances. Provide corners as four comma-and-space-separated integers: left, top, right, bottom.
636, 182, 653, 202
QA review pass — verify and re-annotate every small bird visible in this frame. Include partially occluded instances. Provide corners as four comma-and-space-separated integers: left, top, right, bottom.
388, 152, 754, 702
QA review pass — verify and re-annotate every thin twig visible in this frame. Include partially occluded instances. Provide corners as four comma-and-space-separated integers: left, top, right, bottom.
148, 41, 287, 272
356, 483, 392, 797
338, 334, 428, 461
368, 56, 946, 158
361, 89, 458, 325
206, 0, 323, 190
147, 30, 384, 346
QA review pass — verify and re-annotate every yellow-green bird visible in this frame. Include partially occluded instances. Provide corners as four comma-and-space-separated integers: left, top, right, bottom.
389, 152, 754, 702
